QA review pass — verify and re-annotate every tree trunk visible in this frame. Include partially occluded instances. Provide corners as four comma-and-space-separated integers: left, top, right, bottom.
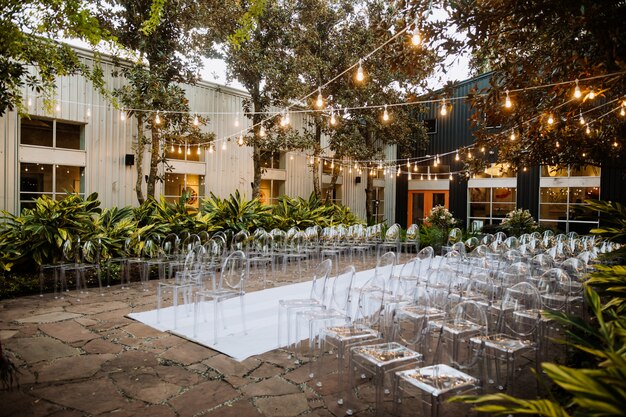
324, 154, 341, 204
134, 116, 146, 204
312, 124, 322, 198
365, 169, 376, 224
251, 110, 263, 199
146, 121, 160, 198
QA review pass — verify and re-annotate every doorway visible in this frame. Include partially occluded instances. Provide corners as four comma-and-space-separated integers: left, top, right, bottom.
407, 190, 449, 225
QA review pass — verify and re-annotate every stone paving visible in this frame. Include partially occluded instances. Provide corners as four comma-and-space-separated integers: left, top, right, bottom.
0, 253, 431, 417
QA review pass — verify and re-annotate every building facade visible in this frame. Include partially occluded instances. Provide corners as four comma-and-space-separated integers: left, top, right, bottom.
396, 72, 625, 233
0, 47, 396, 223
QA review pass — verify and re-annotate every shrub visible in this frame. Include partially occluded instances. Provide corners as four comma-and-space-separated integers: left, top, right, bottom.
499, 208, 538, 236
424, 205, 457, 231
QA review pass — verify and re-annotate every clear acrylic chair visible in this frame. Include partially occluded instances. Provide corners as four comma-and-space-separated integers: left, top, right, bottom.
156, 245, 206, 329
59, 238, 103, 300
377, 223, 401, 260
277, 259, 332, 353
441, 227, 463, 255
394, 300, 486, 417
400, 223, 421, 257
471, 281, 542, 393
247, 231, 274, 287
193, 250, 249, 344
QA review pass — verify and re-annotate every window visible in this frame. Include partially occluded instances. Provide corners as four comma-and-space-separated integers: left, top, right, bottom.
322, 184, 342, 204
372, 187, 385, 224
163, 173, 205, 208
469, 187, 516, 225
19, 163, 84, 210
165, 143, 203, 162
539, 164, 600, 232
259, 179, 284, 205
474, 163, 516, 179
539, 186, 600, 232
21, 117, 83, 150
260, 151, 283, 169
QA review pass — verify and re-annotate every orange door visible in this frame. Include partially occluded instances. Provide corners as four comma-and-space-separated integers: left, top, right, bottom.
407, 190, 449, 225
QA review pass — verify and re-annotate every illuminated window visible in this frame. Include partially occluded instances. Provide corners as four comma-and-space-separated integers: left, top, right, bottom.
163, 173, 205, 208
469, 187, 516, 225
539, 186, 600, 233
20, 163, 84, 210
260, 151, 283, 169
259, 179, 284, 205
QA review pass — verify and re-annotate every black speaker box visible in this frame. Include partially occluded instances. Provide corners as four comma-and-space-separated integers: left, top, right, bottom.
125, 154, 135, 166
355, 176, 361, 184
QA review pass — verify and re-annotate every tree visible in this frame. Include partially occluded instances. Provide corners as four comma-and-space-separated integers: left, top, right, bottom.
0, 0, 111, 115
429, 0, 626, 171
98, 0, 237, 202
224, 0, 314, 199
291, 0, 437, 223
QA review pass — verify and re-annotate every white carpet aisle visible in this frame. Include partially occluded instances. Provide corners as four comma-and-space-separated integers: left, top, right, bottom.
128, 258, 441, 361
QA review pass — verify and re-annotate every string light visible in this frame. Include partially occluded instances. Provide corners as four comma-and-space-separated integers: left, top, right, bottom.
427, 173, 432, 180
197, 145, 201, 155
480, 147, 485, 153
510, 130, 516, 141
178, 144, 182, 154
614, 141, 619, 147
86, 107, 91, 118
356, 59, 365, 82
155, 112, 161, 125
193, 114, 199, 126
290, 154, 294, 161
620, 107, 625, 117
573, 79, 582, 98
382, 105, 389, 122
238, 134, 244, 146
579, 110, 585, 125
556, 141, 560, 148
523, 167, 527, 172
187, 145, 191, 155
449, 173, 453, 181
310, 155, 314, 164
440, 98, 447, 116
330, 109, 337, 126
467, 151, 472, 159
55, 103, 61, 113
120, 111, 126, 121
413, 164, 417, 172
209, 145, 214, 154
397, 167, 401, 176
411, 19, 421, 46
27, 98, 32, 107
222, 141, 227, 151
316, 87, 324, 108
259, 126, 266, 137
331, 160, 335, 169
455, 151, 460, 161
547, 114, 554, 125
586, 124, 591, 134
504, 90, 512, 108
588, 89, 596, 100
407, 160, 411, 168
170, 143, 175, 152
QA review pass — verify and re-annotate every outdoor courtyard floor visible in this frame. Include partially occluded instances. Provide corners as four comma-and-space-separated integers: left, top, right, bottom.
0, 253, 453, 417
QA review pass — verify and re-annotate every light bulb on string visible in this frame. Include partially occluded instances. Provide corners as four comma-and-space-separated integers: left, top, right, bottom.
170, 143, 175, 153
556, 141, 560, 148
588, 89, 596, 100
378, 160, 383, 169
193, 114, 199, 126
523, 167, 527, 172
504, 90, 512, 108
331, 160, 335, 169
573, 79, 582, 98
187, 145, 191, 155
408, 172, 412, 180
27, 97, 32, 107
468, 151, 472, 159
259, 125, 266, 137
586, 124, 591, 135
413, 165, 418, 172
547, 114, 554, 125
510, 130, 516, 141
120, 111, 126, 121
330, 109, 337, 126
436, 154, 440, 165
155, 112, 161, 125
440, 98, 447, 116
178, 144, 182, 154
209, 145, 214, 154
428, 173, 432, 180
290, 154, 294, 161
382, 105, 389, 122
315, 87, 324, 108
356, 59, 364, 82
397, 167, 401, 176
310, 155, 314, 165
411, 19, 421, 46
222, 141, 227, 151
449, 173, 453, 181
86, 107, 91, 118
238, 134, 244, 146
455, 151, 460, 161
406, 160, 411, 168
620, 107, 625, 117
349, 166, 352, 174
579, 111, 585, 125
420, 173, 424, 180
480, 146, 485, 153
197, 145, 201, 155
614, 141, 619, 147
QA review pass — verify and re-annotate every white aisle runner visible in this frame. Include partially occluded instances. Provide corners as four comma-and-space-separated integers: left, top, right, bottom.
128, 267, 378, 361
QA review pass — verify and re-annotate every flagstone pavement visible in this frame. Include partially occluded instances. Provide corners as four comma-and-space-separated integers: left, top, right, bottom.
0, 253, 446, 417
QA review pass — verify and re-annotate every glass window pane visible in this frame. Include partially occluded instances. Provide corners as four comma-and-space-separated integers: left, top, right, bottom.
492, 203, 515, 218
541, 187, 568, 203
469, 188, 489, 202
20, 163, 53, 202
470, 203, 489, 218
56, 122, 82, 150
540, 203, 567, 220
541, 165, 568, 177
55, 165, 84, 196
569, 187, 600, 203
493, 188, 516, 203
183, 174, 202, 207
164, 173, 184, 198
570, 165, 600, 177
259, 179, 271, 205
21, 118, 53, 147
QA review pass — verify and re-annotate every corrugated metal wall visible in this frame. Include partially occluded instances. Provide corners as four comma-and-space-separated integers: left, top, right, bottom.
1, 47, 396, 223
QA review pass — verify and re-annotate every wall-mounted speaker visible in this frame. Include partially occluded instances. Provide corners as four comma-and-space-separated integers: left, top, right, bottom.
355, 176, 361, 184
125, 154, 135, 166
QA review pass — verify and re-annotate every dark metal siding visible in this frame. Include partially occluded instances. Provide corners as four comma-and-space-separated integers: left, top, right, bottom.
516, 166, 540, 220
396, 72, 493, 226
600, 164, 626, 227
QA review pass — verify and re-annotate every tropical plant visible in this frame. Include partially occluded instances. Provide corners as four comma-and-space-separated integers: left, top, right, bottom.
270, 193, 362, 229
499, 208, 538, 236
0, 341, 18, 390
200, 190, 272, 232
